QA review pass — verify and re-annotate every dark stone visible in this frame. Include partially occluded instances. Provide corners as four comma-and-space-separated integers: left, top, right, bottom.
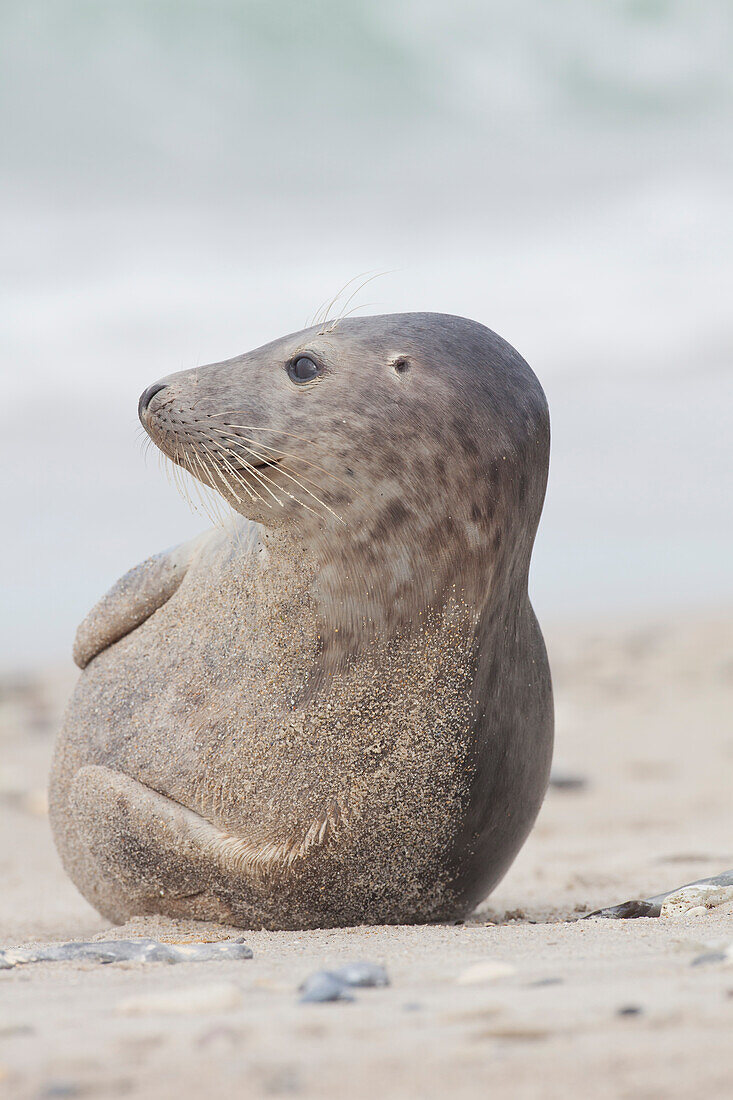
586, 900, 660, 920
298, 971, 354, 1004
332, 961, 390, 988
691, 952, 728, 967
548, 770, 588, 792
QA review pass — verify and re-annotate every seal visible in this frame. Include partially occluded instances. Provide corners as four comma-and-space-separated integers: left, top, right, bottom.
49, 312, 553, 929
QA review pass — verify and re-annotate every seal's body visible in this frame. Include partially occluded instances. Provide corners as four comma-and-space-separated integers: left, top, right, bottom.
49, 313, 553, 929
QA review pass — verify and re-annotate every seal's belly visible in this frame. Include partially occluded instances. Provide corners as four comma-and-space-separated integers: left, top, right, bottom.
60, 535, 479, 880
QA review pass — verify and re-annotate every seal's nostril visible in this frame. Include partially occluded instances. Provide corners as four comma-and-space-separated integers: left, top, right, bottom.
138, 382, 168, 420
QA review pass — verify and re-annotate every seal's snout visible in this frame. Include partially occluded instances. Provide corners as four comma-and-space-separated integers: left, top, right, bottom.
138, 382, 168, 422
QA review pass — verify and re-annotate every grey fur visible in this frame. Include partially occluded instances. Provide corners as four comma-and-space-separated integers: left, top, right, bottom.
49, 312, 553, 929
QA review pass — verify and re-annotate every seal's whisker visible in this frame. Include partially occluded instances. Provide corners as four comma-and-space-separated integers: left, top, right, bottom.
136, 430, 155, 463
194, 446, 253, 546
165, 447, 198, 518
309, 271, 372, 329
200, 443, 257, 508
321, 271, 389, 333
169, 443, 189, 503
179, 450, 214, 521
221, 454, 267, 508
191, 448, 235, 527
322, 301, 377, 333
209, 425, 362, 495
209, 419, 330, 453
235, 443, 346, 524
246, 460, 334, 524
210, 427, 363, 498
190, 447, 227, 525
214, 448, 280, 508
180, 446, 226, 527
208, 442, 274, 510
211, 430, 336, 503
239, 435, 365, 499
210, 447, 258, 503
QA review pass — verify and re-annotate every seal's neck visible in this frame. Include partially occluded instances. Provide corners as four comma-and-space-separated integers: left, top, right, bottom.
255, 518, 512, 669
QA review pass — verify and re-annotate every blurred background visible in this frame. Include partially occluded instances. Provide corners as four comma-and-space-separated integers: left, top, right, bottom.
2, 0, 732, 667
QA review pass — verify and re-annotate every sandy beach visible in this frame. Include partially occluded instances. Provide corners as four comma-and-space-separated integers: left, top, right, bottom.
2, 611, 732, 1099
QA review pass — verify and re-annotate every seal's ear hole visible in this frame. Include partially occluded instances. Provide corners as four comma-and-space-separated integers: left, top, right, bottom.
392, 358, 410, 375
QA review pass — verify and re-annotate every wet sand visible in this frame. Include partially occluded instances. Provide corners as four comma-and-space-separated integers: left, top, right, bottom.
1, 613, 732, 1099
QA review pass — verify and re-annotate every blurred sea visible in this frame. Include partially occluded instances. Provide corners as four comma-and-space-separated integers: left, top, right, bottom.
1, 0, 732, 665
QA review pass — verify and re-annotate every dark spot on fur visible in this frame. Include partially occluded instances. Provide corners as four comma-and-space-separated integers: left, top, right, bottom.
470, 500, 494, 526
385, 500, 409, 527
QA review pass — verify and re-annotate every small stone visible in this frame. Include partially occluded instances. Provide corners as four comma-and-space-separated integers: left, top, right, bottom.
548, 770, 587, 792
0, 938, 252, 968
37, 1082, 80, 1098
332, 962, 389, 988
298, 971, 354, 1003
528, 977, 563, 987
691, 945, 733, 967
456, 960, 515, 985
118, 981, 242, 1015
691, 952, 728, 966
0, 1021, 33, 1037
617, 1005, 642, 1017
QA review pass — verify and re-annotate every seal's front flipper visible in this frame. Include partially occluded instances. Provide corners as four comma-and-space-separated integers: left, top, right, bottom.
72, 532, 209, 669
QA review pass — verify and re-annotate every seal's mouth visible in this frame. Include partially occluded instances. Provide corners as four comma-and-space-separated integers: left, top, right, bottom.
145, 414, 344, 525
227, 455, 284, 475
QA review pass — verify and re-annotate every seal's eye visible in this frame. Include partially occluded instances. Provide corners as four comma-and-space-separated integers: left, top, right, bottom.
288, 356, 321, 384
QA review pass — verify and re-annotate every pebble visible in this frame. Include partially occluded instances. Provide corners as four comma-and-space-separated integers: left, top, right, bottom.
0, 938, 253, 968
37, 1081, 81, 1099
297, 960, 390, 1002
118, 982, 242, 1015
617, 1005, 643, 1017
456, 960, 515, 985
548, 770, 588, 792
691, 945, 733, 967
332, 962, 390, 988
299, 971, 354, 1004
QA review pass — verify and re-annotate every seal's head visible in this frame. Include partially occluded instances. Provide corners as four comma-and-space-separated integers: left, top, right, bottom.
139, 313, 549, 624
